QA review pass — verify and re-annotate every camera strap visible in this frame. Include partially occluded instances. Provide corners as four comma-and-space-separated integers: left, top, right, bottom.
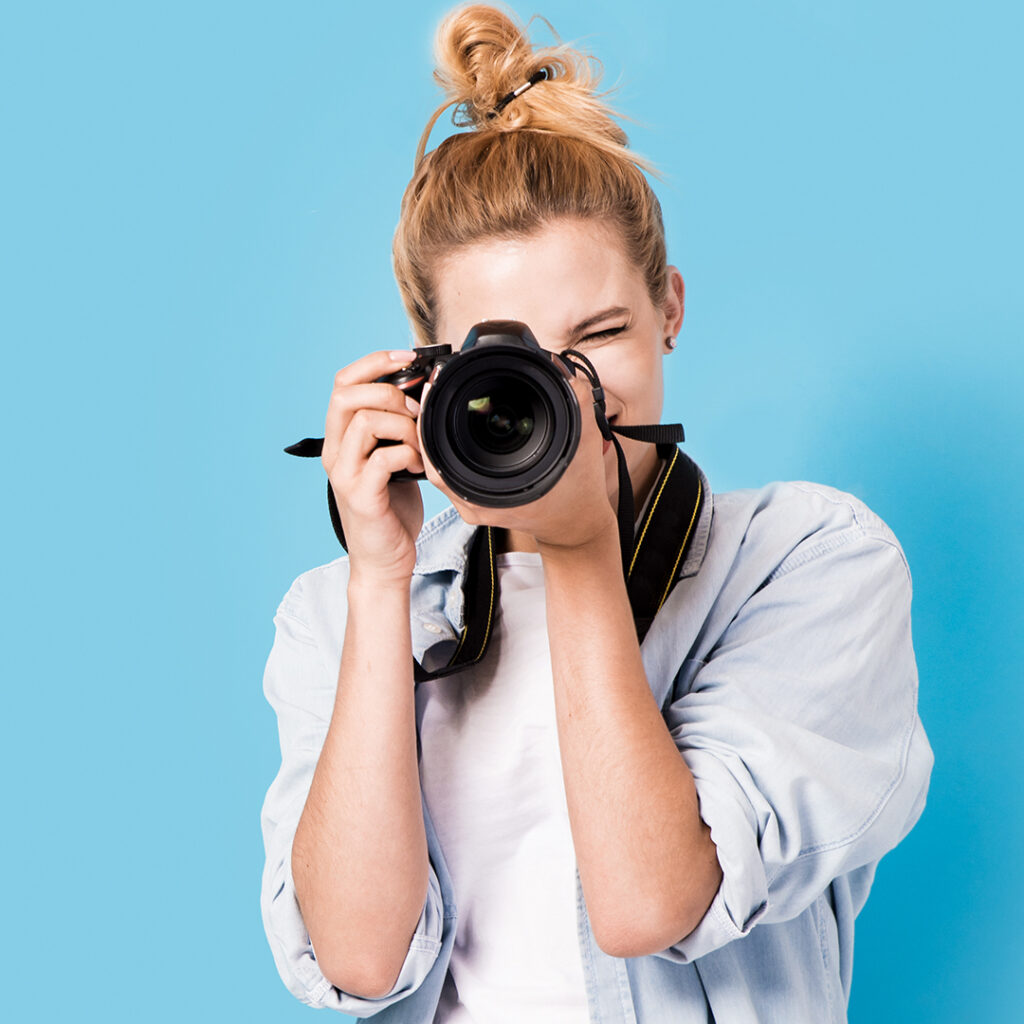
556, 348, 689, 582
283, 350, 704, 681
416, 437, 703, 681
282, 436, 351, 550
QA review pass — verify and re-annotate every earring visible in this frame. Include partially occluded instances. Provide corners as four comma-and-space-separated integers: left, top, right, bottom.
665, 336, 676, 351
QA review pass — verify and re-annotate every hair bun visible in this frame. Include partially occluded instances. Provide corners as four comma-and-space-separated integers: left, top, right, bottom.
434, 5, 534, 122
434, 4, 545, 127
423, 2, 627, 157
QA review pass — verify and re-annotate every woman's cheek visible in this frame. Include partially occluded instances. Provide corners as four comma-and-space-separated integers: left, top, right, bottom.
585, 342, 651, 399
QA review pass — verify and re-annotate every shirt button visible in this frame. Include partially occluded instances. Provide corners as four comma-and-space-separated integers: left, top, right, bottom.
422, 622, 444, 635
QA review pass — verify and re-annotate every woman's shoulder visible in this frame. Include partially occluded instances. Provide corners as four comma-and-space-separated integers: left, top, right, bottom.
275, 552, 351, 624
706, 478, 911, 588
717, 478, 899, 537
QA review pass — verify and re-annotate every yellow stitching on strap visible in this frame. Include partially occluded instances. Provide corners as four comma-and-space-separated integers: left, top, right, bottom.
474, 527, 496, 661
628, 448, 679, 579
658, 478, 702, 611
446, 527, 495, 668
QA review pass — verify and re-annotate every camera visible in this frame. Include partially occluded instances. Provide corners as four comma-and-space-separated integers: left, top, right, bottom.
377, 320, 582, 507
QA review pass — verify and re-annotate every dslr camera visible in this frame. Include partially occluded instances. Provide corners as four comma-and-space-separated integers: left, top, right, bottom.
378, 320, 581, 507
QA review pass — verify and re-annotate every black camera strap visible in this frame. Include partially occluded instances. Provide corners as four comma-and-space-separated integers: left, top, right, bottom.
283, 349, 703, 681
282, 436, 352, 550
419, 438, 703, 681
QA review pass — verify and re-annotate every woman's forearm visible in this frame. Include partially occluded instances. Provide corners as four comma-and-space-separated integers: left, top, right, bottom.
291, 578, 428, 998
539, 524, 722, 959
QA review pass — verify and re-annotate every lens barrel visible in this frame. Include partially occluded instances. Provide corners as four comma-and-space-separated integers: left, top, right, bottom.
420, 323, 580, 507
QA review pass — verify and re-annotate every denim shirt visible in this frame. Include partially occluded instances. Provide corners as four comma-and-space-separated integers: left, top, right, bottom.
260, 464, 933, 1022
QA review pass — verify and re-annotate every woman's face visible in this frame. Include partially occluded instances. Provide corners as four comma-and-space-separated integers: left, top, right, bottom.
432, 216, 685, 510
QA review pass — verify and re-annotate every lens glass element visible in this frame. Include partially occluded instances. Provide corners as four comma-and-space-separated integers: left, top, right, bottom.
451, 374, 551, 473
465, 387, 536, 454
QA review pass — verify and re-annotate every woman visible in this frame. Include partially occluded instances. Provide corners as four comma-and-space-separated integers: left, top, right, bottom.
260, 5, 933, 1021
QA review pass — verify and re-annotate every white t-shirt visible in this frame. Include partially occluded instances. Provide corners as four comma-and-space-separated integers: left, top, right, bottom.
417, 552, 590, 1023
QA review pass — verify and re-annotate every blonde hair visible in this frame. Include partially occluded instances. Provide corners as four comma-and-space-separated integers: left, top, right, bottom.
393, 3, 668, 345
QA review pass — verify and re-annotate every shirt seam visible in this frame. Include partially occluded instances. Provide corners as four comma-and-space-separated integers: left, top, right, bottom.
785, 481, 911, 580
711, 895, 743, 938
766, 523, 912, 590
764, 529, 862, 583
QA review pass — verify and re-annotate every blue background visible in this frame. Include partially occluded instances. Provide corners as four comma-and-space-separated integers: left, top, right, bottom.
3, 1, 1021, 1020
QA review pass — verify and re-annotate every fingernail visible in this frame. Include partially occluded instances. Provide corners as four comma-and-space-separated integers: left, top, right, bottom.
405, 396, 421, 415
389, 350, 416, 362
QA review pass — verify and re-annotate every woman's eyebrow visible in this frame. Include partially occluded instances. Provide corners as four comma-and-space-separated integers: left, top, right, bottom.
567, 306, 630, 342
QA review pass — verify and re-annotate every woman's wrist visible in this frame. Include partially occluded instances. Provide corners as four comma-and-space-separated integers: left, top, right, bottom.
347, 568, 413, 601
536, 515, 621, 571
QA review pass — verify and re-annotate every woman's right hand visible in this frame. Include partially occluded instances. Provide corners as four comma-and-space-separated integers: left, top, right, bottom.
321, 349, 426, 588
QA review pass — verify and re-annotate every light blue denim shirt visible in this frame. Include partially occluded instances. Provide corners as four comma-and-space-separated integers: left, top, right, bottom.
260, 463, 933, 1022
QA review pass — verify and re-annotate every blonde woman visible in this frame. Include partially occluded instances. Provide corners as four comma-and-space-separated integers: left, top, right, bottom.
260, 5, 932, 1021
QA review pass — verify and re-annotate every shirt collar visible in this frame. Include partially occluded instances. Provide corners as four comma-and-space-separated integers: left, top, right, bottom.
679, 458, 713, 579
413, 505, 478, 577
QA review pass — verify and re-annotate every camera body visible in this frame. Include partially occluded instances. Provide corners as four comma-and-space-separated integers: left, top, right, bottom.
377, 321, 581, 508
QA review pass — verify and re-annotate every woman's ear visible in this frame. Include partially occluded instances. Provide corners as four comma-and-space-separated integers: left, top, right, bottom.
663, 267, 685, 339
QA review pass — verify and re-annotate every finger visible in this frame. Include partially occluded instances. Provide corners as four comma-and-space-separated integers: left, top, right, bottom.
323, 380, 421, 467
326, 380, 419, 435
321, 348, 416, 466
333, 436, 424, 521
332, 349, 417, 389
336, 408, 421, 475
361, 442, 426, 492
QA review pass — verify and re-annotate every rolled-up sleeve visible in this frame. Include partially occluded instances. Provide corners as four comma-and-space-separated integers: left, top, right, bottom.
259, 576, 444, 1012
657, 527, 934, 963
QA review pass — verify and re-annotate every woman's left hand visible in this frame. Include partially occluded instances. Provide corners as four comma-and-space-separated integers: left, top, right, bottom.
418, 371, 618, 551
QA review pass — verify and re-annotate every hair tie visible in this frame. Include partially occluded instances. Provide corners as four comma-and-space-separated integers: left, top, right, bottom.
488, 69, 548, 119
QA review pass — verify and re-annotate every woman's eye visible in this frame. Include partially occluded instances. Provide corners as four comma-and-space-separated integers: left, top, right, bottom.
581, 325, 626, 344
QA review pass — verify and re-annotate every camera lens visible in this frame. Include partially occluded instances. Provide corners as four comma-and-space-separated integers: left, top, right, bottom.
419, 337, 580, 508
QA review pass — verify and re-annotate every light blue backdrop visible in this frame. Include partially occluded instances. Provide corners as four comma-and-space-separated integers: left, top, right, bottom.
3, 1, 1020, 1020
